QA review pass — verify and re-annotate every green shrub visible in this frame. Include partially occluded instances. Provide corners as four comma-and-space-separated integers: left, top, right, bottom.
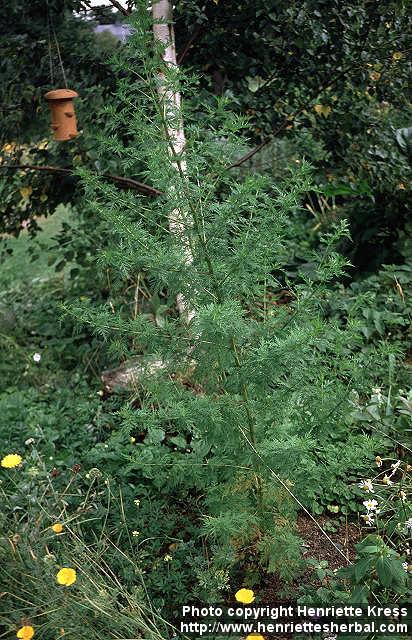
66, 4, 382, 589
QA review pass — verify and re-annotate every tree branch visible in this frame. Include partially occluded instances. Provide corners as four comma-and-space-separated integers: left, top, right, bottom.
177, 26, 204, 65
79, 0, 94, 10
0, 164, 163, 197
107, 0, 131, 16
228, 63, 359, 170
226, 106, 305, 170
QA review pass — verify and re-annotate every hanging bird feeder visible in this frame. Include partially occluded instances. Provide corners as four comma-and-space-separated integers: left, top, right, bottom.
44, 89, 79, 141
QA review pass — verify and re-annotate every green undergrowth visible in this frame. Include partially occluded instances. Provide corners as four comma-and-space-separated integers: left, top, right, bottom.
0, 191, 411, 640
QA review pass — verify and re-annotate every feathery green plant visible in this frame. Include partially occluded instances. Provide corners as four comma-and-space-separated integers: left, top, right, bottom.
67, 2, 369, 582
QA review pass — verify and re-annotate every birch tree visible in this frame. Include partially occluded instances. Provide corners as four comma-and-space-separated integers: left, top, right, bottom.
152, 0, 195, 324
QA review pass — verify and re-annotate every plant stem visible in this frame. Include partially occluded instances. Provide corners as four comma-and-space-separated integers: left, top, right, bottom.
230, 337, 264, 516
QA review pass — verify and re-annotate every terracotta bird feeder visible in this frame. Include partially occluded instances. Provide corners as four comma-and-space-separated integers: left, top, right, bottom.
45, 88, 79, 141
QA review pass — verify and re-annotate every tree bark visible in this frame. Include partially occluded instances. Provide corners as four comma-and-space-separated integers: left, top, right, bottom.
102, 1, 196, 390
152, 0, 195, 324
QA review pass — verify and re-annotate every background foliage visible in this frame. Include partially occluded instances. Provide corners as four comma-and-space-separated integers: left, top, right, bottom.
174, 0, 411, 271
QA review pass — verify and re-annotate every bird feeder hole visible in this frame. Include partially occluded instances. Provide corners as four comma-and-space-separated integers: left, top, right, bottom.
45, 89, 79, 141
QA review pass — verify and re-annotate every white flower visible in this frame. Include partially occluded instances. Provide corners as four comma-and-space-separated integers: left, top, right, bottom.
134, 499, 140, 507
382, 475, 393, 485
399, 490, 407, 501
164, 554, 172, 562
24, 438, 35, 446
33, 352, 41, 363
404, 518, 412, 530
132, 530, 140, 537
375, 456, 383, 467
361, 513, 375, 526
363, 499, 379, 511
372, 388, 383, 404
43, 553, 56, 564
402, 562, 408, 572
359, 479, 374, 492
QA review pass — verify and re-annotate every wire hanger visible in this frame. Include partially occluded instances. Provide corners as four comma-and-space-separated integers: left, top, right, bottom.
46, 0, 68, 88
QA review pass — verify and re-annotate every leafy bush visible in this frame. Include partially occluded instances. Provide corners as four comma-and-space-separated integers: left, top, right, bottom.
65, 5, 389, 590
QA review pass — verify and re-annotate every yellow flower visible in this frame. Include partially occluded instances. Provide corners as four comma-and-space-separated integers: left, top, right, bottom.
51, 523, 63, 534
56, 567, 77, 586
2, 142, 15, 154
369, 71, 381, 82
392, 52, 403, 61
17, 626, 34, 639
235, 588, 255, 604
37, 139, 49, 150
314, 104, 331, 117
1, 454, 23, 468
19, 186, 33, 200
246, 635, 265, 640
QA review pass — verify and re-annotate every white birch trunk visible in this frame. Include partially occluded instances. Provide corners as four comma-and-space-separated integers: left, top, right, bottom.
152, 0, 195, 324
102, 1, 196, 390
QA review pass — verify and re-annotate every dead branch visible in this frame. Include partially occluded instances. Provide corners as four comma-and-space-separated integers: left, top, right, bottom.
101, 357, 166, 391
